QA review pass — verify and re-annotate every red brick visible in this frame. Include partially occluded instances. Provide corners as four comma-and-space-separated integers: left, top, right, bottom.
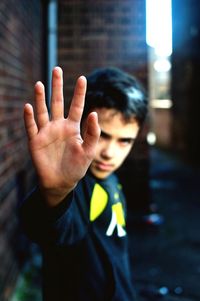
0, 0, 43, 298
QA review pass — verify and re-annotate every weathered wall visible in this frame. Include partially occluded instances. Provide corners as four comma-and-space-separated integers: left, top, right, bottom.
0, 1, 43, 299
58, 0, 147, 101
172, 0, 200, 166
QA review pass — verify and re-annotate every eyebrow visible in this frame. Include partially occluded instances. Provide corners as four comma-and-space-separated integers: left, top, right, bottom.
100, 130, 136, 142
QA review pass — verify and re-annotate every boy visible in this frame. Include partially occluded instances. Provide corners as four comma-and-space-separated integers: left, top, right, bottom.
21, 66, 147, 300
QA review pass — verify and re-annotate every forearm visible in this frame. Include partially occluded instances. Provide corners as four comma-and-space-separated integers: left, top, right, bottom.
19, 187, 73, 244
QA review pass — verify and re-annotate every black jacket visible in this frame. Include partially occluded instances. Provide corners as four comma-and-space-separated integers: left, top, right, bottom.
20, 172, 136, 301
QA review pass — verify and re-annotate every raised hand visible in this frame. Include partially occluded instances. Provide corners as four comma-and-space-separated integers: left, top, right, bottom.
24, 67, 100, 206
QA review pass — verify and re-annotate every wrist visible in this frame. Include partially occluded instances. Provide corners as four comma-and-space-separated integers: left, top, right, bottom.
39, 185, 76, 207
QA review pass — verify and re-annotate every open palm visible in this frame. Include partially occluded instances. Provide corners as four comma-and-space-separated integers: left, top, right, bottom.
24, 67, 100, 206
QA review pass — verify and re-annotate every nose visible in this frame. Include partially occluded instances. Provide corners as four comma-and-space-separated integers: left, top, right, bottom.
101, 141, 116, 160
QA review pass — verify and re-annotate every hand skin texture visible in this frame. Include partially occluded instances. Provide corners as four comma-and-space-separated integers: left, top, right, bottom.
24, 67, 100, 207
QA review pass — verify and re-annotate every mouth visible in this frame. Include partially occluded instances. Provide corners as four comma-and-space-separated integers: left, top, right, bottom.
94, 161, 114, 172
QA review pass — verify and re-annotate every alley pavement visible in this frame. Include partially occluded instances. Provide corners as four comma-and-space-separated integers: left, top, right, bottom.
129, 148, 200, 301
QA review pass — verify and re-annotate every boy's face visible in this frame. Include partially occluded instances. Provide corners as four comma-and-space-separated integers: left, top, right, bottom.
89, 108, 140, 179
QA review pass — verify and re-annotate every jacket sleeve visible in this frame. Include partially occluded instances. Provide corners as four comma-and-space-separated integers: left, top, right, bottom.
19, 180, 91, 247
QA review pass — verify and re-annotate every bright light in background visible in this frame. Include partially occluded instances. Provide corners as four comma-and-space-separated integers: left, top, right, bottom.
147, 132, 157, 145
150, 99, 173, 109
154, 58, 171, 72
146, 0, 172, 57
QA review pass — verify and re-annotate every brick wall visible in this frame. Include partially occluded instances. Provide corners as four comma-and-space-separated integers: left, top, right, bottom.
172, 0, 200, 166
58, 0, 147, 101
0, 1, 43, 299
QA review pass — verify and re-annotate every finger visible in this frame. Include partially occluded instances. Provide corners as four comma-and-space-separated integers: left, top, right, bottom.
68, 76, 86, 123
35, 81, 49, 128
24, 103, 38, 140
82, 112, 100, 160
50, 66, 64, 120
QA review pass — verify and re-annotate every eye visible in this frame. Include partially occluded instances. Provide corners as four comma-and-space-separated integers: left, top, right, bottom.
100, 131, 110, 140
119, 138, 134, 146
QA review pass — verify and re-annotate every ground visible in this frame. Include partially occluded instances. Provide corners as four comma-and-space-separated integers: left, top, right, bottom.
130, 148, 200, 301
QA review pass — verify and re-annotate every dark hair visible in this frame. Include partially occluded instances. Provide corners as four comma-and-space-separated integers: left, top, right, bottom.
83, 67, 148, 126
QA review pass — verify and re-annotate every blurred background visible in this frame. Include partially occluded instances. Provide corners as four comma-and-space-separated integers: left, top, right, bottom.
0, 0, 200, 300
